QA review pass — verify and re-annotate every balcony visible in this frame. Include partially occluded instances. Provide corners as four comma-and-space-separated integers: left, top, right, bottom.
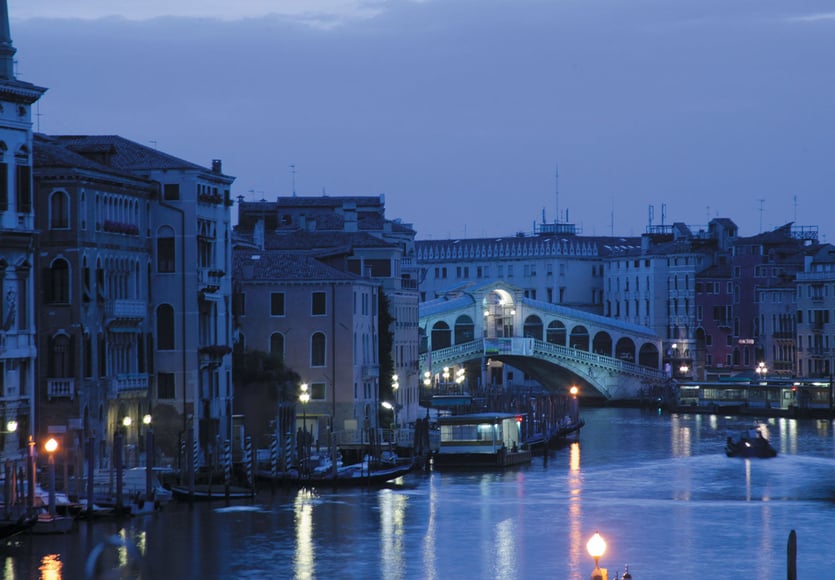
199, 344, 232, 365
105, 299, 146, 326
111, 373, 149, 395
47, 378, 75, 400
361, 365, 380, 379
198, 269, 224, 300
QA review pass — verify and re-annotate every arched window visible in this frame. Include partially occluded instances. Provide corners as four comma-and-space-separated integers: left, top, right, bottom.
454, 315, 474, 344
523, 315, 543, 340
546, 320, 566, 345
157, 304, 175, 350
49, 334, 74, 378
157, 226, 176, 273
50, 191, 69, 229
311, 332, 326, 367
47, 259, 70, 304
430, 321, 452, 350
270, 332, 285, 361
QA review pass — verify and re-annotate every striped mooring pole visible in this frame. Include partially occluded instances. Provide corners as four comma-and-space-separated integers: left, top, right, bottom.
284, 433, 293, 472
244, 435, 254, 489
270, 435, 279, 479
223, 439, 232, 487
193, 438, 200, 473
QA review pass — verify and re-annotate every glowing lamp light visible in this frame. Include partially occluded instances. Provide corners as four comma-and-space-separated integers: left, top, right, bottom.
44, 437, 59, 454
122, 416, 132, 428
5, 419, 17, 433
143, 414, 152, 425
587, 531, 607, 569
570, 386, 579, 397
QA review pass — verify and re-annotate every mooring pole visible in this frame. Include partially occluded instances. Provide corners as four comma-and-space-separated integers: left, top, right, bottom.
787, 529, 797, 580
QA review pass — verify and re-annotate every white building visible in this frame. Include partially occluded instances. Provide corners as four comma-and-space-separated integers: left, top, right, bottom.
0, 0, 46, 462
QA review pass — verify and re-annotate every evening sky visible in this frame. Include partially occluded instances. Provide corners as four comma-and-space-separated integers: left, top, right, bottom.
10, 0, 835, 240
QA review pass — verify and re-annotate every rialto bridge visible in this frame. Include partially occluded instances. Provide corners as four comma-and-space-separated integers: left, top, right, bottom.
419, 282, 668, 400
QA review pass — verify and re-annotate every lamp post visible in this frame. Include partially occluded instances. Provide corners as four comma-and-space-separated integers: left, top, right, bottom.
455, 368, 466, 392
299, 383, 310, 473
122, 416, 132, 468
587, 531, 607, 580
570, 385, 579, 423
392, 375, 399, 427
756, 361, 768, 384
44, 437, 59, 516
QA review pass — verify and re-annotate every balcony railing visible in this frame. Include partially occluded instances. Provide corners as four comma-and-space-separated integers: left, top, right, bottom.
361, 365, 380, 379
105, 299, 146, 322
111, 373, 149, 394
47, 378, 75, 400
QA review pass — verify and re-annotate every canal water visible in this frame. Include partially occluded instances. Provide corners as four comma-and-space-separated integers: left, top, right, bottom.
4, 407, 835, 579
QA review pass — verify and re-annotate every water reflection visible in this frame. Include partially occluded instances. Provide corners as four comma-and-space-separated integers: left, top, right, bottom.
493, 518, 517, 577
567, 441, 582, 579
293, 489, 316, 579
422, 474, 438, 580
378, 489, 407, 580
775, 417, 796, 455
670, 414, 692, 457
39, 553, 61, 580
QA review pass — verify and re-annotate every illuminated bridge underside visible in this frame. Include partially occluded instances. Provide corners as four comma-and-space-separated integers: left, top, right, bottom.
421, 338, 666, 399
420, 282, 667, 400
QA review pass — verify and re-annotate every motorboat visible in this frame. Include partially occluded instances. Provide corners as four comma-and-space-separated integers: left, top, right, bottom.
725, 426, 777, 458
433, 412, 532, 470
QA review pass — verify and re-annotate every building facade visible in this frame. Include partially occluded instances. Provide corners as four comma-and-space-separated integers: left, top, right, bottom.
0, 1, 46, 463
36, 135, 235, 467
235, 195, 421, 429
33, 134, 157, 469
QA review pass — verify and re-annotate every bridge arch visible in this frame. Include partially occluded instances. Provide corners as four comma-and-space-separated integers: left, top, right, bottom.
454, 315, 475, 344
592, 331, 612, 357
420, 281, 665, 400
639, 342, 660, 367
431, 320, 452, 350
523, 315, 543, 340
546, 320, 566, 346
616, 337, 636, 362
569, 325, 589, 351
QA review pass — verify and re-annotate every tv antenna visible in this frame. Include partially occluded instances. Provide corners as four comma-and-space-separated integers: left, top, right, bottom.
757, 198, 765, 232
290, 164, 296, 197
554, 163, 560, 224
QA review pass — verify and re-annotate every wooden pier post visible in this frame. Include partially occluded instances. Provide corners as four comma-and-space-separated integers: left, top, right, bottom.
787, 529, 797, 580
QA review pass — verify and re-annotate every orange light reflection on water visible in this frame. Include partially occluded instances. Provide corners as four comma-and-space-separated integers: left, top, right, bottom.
39, 553, 62, 580
567, 441, 583, 578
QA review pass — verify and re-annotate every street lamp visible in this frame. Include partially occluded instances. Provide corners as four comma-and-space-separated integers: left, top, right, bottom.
142, 414, 152, 467
391, 375, 400, 428
122, 416, 132, 468
586, 531, 607, 580
455, 368, 466, 391
44, 437, 59, 516
4, 419, 17, 433
299, 383, 310, 470
756, 361, 768, 384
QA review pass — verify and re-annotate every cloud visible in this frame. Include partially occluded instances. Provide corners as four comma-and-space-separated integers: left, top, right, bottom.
9, 0, 394, 25
786, 12, 835, 23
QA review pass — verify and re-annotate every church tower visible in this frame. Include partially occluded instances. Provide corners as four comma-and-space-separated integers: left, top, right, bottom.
0, 0, 47, 461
